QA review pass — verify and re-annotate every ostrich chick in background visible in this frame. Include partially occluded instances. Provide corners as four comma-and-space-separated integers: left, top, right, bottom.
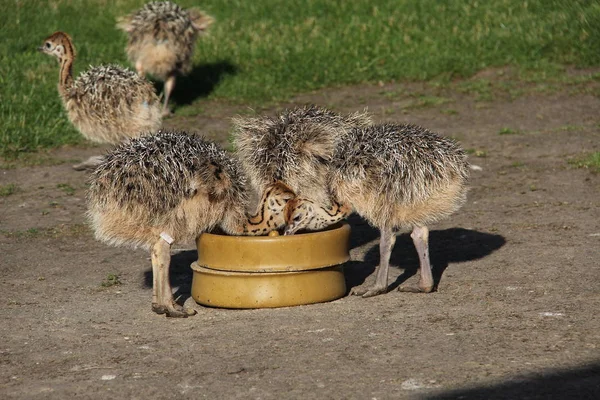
285, 124, 469, 297
38, 31, 162, 170
117, 1, 214, 116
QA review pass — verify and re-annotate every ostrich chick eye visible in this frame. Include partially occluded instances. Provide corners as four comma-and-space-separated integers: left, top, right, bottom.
45, 42, 51, 49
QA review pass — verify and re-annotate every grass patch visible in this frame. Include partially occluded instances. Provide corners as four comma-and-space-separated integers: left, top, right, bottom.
459, 79, 494, 101
558, 124, 584, 132
2, 0, 600, 157
56, 183, 76, 196
405, 95, 452, 109
0, 148, 79, 169
569, 152, 600, 172
101, 273, 122, 288
0, 183, 19, 196
498, 127, 521, 135
466, 148, 488, 158
441, 109, 459, 115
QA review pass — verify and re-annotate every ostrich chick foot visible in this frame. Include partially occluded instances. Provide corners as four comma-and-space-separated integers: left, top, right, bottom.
398, 281, 434, 293
398, 227, 434, 293
152, 301, 197, 318
350, 284, 388, 298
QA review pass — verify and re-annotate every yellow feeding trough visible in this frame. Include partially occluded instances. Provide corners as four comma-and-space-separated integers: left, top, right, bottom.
191, 222, 350, 309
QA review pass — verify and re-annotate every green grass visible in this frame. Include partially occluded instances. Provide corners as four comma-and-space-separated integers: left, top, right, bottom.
101, 273, 122, 288
569, 152, 600, 172
466, 148, 488, 158
56, 183, 76, 196
405, 95, 453, 109
0, 183, 19, 196
498, 127, 521, 135
458, 79, 494, 101
441, 108, 459, 115
2, 0, 600, 158
558, 124, 584, 132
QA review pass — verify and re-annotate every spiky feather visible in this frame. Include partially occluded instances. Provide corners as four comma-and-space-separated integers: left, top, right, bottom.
330, 123, 469, 229
87, 130, 249, 248
90, 130, 247, 214
64, 64, 161, 143
233, 105, 372, 205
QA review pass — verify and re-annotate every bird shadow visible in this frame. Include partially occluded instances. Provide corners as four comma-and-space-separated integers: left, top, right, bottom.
141, 215, 505, 303
143, 249, 198, 306
343, 216, 506, 293
152, 60, 237, 108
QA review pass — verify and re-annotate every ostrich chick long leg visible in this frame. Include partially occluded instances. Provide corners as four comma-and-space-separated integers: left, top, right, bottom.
351, 227, 396, 298
151, 235, 196, 318
399, 225, 434, 293
162, 74, 176, 117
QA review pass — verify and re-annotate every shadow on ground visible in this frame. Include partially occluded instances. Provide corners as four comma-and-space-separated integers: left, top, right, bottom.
151, 60, 237, 108
142, 215, 505, 304
344, 215, 506, 293
426, 361, 600, 399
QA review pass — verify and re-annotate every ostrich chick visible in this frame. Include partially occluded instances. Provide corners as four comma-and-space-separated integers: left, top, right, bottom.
233, 105, 372, 207
117, 1, 214, 116
87, 130, 296, 317
285, 124, 469, 297
38, 32, 161, 170
38, 32, 162, 170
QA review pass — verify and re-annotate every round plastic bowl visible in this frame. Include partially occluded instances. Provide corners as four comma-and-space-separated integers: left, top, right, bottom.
191, 222, 350, 309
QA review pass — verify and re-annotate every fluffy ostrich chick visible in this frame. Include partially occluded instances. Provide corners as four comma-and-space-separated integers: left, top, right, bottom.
117, 1, 214, 116
87, 130, 296, 317
38, 31, 162, 170
285, 124, 469, 297
233, 105, 372, 207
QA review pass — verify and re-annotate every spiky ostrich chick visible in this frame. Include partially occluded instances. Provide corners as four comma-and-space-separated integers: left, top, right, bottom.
87, 130, 296, 317
233, 105, 372, 207
38, 31, 162, 170
117, 1, 214, 116
285, 124, 469, 297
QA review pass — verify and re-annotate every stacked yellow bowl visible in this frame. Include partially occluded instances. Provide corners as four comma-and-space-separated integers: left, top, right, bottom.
191, 222, 350, 308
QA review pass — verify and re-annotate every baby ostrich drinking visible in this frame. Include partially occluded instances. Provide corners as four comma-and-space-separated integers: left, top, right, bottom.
87, 130, 296, 317
38, 31, 162, 170
117, 1, 214, 116
233, 105, 372, 207
285, 124, 469, 297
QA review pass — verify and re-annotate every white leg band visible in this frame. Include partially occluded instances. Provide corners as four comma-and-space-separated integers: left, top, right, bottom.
160, 232, 174, 245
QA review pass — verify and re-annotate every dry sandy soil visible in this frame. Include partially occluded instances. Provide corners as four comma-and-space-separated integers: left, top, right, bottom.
1, 73, 599, 399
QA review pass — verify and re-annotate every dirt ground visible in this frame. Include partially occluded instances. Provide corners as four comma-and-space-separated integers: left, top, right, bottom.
1, 73, 599, 399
